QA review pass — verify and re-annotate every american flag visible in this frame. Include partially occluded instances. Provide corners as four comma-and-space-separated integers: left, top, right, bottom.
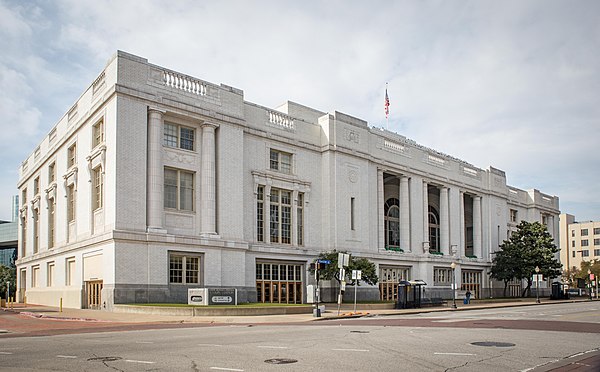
384, 88, 390, 118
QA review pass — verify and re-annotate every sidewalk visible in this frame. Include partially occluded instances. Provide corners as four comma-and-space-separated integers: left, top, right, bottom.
3, 298, 593, 325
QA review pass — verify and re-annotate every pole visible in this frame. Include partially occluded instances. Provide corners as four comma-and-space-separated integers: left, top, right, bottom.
451, 263, 457, 309
353, 280, 357, 314
536, 276, 540, 303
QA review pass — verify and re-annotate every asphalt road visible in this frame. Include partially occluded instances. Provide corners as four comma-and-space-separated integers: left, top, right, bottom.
0, 301, 598, 371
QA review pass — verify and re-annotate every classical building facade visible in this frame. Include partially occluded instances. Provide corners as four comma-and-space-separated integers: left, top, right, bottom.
559, 213, 600, 273
16, 51, 560, 309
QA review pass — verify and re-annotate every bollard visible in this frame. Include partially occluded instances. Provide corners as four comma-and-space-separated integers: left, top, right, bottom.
60, 297, 63, 312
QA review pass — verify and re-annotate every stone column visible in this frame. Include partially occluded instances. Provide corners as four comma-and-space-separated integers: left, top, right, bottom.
264, 184, 271, 244
473, 195, 482, 258
400, 176, 410, 252
147, 108, 166, 232
292, 188, 298, 246
440, 187, 449, 255
423, 181, 429, 252
377, 169, 384, 249
409, 176, 423, 254
459, 192, 465, 257
200, 123, 218, 236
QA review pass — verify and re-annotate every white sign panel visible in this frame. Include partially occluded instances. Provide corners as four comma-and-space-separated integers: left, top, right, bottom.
352, 270, 362, 280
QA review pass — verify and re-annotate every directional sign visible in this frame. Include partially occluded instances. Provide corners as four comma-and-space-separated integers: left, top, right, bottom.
352, 270, 362, 280
318, 259, 331, 264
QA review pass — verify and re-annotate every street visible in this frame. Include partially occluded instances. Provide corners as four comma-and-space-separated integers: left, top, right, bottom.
0, 301, 599, 371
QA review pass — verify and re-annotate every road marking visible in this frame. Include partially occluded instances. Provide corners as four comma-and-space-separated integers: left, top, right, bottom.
519, 359, 559, 372
433, 319, 474, 323
332, 348, 369, 352
125, 360, 155, 364
56, 355, 78, 359
434, 352, 476, 356
135, 341, 154, 344
199, 343, 224, 347
0, 352, 14, 355
258, 346, 288, 349
210, 368, 244, 372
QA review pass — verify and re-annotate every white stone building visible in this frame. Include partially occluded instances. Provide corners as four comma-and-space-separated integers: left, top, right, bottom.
16, 51, 560, 309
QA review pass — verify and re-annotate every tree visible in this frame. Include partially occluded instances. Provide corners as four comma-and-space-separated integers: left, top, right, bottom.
490, 221, 562, 297
0, 264, 16, 300
310, 250, 378, 286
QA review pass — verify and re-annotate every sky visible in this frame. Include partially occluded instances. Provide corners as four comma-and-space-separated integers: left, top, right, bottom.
1, 0, 599, 222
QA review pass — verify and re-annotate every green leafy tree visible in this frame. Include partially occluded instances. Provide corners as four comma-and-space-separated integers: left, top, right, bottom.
490, 221, 561, 297
310, 250, 378, 286
490, 247, 519, 297
577, 259, 600, 286
0, 264, 16, 300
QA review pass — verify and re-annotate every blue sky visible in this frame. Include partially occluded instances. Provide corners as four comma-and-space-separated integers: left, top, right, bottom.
1, 0, 599, 222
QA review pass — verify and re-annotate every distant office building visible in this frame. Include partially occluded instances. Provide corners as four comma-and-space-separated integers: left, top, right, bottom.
559, 213, 600, 273
16, 51, 560, 310
0, 197, 18, 266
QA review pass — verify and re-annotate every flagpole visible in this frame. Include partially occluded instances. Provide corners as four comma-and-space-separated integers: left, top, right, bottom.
385, 82, 389, 131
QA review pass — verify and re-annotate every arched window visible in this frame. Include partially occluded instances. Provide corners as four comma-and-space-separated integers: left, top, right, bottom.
428, 206, 440, 253
385, 198, 400, 248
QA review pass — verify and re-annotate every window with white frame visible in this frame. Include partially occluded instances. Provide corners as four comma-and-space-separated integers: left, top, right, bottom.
581, 250, 590, 257
594, 249, 600, 256
509, 209, 518, 223
67, 143, 77, 168
594, 227, 600, 235
379, 266, 410, 301
384, 198, 400, 248
47, 262, 55, 287
33, 208, 39, 254
163, 122, 195, 151
297, 193, 304, 246
33, 176, 40, 196
164, 168, 194, 211
92, 166, 103, 211
32, 266, 40, 288
169, 253, 202, 284
66, 258, 75, 286
270, 189, 292, 244
434, 267, 453, 285
48, 198, 55, 248
582, 229, 589, 236
257, 186, 265, 242
48, 162, 56, 183
595, 238, 600, 246
92, 119, 104, 148
67, 184, 76, 223
269, 149, 292, 174
582, 239, 589, 247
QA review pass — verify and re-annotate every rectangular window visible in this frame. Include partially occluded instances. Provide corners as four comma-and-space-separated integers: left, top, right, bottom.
66, 258, 75, 286
572, 241, 575, 247
581, 239, 589, 247
48, 162, 56, 183
541, 215, 548, 225
594, 238, 600, 246
269, 189, 291, 244
509, 209, 517, 223
350, 197, 355, 231
164, 168, 194, 211
33, 176, 40, 195
92, 119, 104, 148
22, 188, 27, 205
257, 186, 264, 242
48, 198, 55, 248
594, 249, 600, 256
163, 123, 195, 151
433, 267, 453, 285
582, 229, 589, 236
169, 253, 201, 284
67, 185, 76, 223
92, 167, 103, 211
572, 229, 575, 237
297, 193, 304, 246
67, 143, 77, 168
269, 149, 292, 174
582, 250, 590, 257
594, 228, 600, 235
255, 261, 303, 304
32, 266, 39, 288
572, 251, 576, 258
33, 209, 39, 254
47, 262, 55, 287
379, 266, 410, 301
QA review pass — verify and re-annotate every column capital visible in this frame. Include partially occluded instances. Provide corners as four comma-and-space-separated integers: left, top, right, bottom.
147, 107, 166, 115
201, 121, 219, 129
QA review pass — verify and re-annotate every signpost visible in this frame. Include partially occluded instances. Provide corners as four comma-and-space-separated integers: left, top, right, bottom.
337, 253, 351, 315
352, 270, 362, 313
314, 259, 331, 317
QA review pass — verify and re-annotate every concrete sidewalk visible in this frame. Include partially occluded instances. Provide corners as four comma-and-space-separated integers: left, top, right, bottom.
2, 298, 593, 325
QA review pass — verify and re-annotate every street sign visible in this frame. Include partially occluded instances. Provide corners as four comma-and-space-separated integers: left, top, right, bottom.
338, 253, 350, 268
318, 259, 331, 264
590, 273, 595, 281
532, 274, 543, 282
352, 270, 362, 280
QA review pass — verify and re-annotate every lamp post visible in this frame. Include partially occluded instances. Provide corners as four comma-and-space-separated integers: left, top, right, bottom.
588, 269, 593, 301
535, 266, 540, 303
450, 262, 457, 309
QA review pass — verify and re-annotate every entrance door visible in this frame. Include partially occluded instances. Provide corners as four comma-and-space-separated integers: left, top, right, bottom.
85, 280, 103, 309
19, 269, 26, 303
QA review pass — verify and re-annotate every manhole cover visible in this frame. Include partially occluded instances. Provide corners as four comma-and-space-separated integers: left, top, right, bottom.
87, 356, 123, 362
265, 358, 298, 364
471, 341, 515, 348
350, 330, 370, 333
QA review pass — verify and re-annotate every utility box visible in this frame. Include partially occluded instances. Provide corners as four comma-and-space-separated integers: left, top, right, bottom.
188, 288, 237, 306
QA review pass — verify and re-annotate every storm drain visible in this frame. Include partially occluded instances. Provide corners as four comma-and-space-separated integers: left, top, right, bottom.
471, 341, 515, 348
265, 358, 298, 364
87, 356, 123, 362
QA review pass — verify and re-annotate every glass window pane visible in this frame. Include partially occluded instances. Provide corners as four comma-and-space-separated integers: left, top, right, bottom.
169, 256, 183, 283
180, 127, 194, 150
270, 150, 279, 170
164, 123, 178, 147
180, 171, 194, 211
164, 169, 178, 208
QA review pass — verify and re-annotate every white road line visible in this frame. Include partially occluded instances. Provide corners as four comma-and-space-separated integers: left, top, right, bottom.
0, 352, 14, 355
198, 343, 224, 347
332, 348, 369, 352
257, 346, 288, 349
434, 352, 476, 356
56, 355, 78, 359
210, 368, 244, 372
125, 359, 155, 364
